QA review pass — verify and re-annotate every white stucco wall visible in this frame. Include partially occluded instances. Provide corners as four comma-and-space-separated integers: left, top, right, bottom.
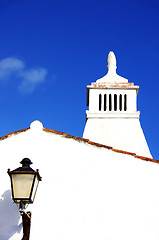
0, 121, 158, 240
83, 117, 152, 158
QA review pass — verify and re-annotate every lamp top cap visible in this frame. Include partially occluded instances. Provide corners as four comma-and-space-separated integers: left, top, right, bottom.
20, 158, 33, 168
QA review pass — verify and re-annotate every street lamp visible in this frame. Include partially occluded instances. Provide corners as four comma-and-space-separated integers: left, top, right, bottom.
8, 158, 42, 240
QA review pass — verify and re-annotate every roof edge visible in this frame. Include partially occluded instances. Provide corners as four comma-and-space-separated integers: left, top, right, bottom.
0, 126, 158, 164
43, 128, 158, 163
0, 128, 30, 140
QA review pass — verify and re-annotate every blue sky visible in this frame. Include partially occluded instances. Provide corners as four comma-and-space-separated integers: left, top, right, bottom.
0, 0, 158, 159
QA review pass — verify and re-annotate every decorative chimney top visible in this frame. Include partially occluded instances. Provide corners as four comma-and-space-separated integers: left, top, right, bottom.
107, 51, 117, 72
96, 51, 128, 84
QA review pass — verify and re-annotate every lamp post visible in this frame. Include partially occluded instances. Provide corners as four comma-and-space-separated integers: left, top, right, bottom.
8, 158, 42, 240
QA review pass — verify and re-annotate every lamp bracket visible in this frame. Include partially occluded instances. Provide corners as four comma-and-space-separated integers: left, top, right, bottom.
21, 211, 31, 240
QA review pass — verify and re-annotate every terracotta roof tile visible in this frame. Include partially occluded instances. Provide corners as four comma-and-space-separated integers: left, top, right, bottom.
0, 128, 29, 140
0, 126, 158, 164
43, 127, 68, 136
88, 140, 112, 149
135, 155, 158, 163
112, 148, 136, 156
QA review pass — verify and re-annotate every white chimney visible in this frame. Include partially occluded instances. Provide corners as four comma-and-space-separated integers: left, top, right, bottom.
83, 51, 152, 158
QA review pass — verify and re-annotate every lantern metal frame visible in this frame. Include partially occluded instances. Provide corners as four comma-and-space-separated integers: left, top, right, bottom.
8, 158, 42, 208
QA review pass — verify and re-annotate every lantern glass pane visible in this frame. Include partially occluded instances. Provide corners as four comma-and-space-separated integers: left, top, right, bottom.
31, 175, 39, 202
12, 174, 34, 200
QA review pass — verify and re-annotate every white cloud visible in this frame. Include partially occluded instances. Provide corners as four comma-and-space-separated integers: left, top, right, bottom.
0, 57, 24, 79
18, 68, 48, 93
0, 57, 48, 93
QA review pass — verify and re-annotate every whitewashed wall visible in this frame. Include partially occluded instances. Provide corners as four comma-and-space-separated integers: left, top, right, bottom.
0, 121, 159, 240
83, 117, 152, 158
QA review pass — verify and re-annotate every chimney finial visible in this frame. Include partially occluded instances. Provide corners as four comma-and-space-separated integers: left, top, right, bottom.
107, 51, 117, 73
96, 51, 128, 83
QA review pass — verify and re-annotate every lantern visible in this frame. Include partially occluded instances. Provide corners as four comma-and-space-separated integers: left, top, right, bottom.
8, 158, 42, 209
